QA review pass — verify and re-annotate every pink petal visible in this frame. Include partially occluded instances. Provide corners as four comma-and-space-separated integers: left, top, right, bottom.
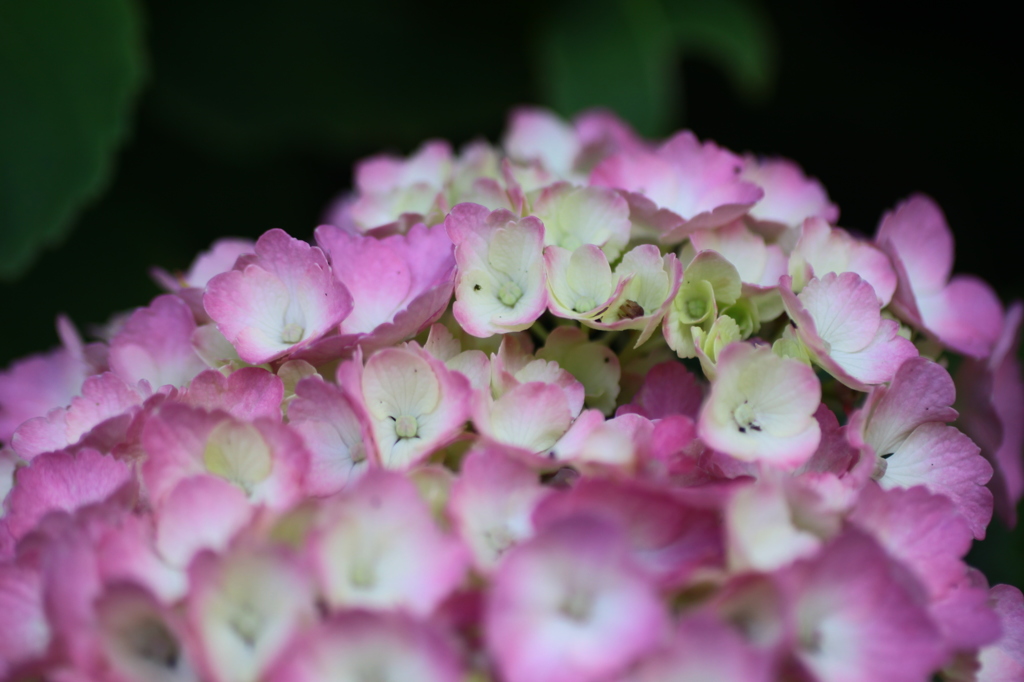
880, 423, 994, 538
977, 585, 1024, 681
288, 377, 369, 496
316, 222, 455, 340
742, 156, 838, 233
181, 367, 284, 421
3, 448, 133, 541
875, 194, 954, 297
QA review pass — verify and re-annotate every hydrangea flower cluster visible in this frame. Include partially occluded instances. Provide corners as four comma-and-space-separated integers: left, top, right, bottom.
2, 107, 1023, 682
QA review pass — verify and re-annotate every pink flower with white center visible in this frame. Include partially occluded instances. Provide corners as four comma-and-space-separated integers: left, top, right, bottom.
445, 203, 548, 337
725, 474, 828, 573
471, 381, 575, 457
339, 344, 470, 470
543, 244, 630, 322
876, 194, 1003, 358
534, 477, 724, 588
0, 316, 105, 443
187, 546, 317, 682
181, 368, 284, 422
698, 343, 822, 469
490, 334, 585, 419
203, 228, 353, 365
530, 182, 631, 260
448, 446, 551, 572
955, 302, 1024, 525
626, 613, 772, 682
740, 156, 839, 236
1, 448, 133, 543
92, 583, 198, 682
590, 130, 764, 244
778, 529, 945, 682
485, 515, 669, 682
308, 470, 469, 615
788, 216, 897, 306
975, 585, 1024, 681
109, 295, 209, 390
328, 140, 452, 234
140, 403, 308, 509
265, 612, 465, 682
314, 222, 455, 351
288, 376, 369, 496
780, 272, 918, 390
850, 357, 994, 537
685, 221, 788, 291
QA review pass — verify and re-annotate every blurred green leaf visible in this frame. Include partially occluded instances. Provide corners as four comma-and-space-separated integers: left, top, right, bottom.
537, 0, 776, 137
0, 0, 145, 280
666, 0, 777, 102
538, 0, 678, 138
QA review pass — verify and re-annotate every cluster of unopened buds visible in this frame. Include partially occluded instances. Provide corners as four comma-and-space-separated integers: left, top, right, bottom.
2, 106, 1024, 681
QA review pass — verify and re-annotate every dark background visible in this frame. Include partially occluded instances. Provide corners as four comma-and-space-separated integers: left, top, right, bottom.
2, 0, 1022, 581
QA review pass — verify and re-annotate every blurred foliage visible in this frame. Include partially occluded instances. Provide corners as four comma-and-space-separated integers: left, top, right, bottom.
0, 0, 145, 279
539, 0, 776, 136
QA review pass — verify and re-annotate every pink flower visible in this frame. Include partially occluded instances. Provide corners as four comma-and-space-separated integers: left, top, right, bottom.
850, 357, 994, 537
328, 140, 452, 234
307, 470, 469, 615
698, 343, 822, 469
876, 194, 1003, 358
778, 529, 946, 682
485, 515, 669, 682
140, 403, 308, 509
591, 131, 764, 243
338, 344, 470, 470
109, 295, 209, 390
204, 229, 353, 365
780, 272, 918, 390
446, 203, 548, 337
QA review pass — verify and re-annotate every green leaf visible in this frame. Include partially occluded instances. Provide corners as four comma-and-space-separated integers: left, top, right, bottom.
0, 0, 145, 280
666, 0, 777, 103
537, 0, 678, 138
536, 0, 776, 137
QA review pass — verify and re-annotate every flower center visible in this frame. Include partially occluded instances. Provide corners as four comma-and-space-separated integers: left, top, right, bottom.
498, 281, 523, 307
395, 415, 418, 439
686, 298, 706, 319
732, 400, 762, 434
281, 323, 304, 344
559, 588, 594, 623
574, 297, 597, 314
